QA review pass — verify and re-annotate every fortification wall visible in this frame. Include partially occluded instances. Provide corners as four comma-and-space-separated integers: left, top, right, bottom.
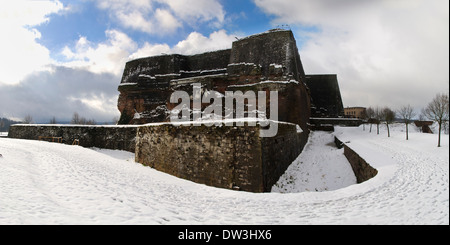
304, 74, 345, 118
167, 75, 311, 131
8, 121, 308, 192
186, 49, 231, 72
334, 136, 378, 183
117, 29, 311, 126
8, 124, 138, 152
120, 49, 231, 85
135, 121, 308, 192
230, 30, 305, 79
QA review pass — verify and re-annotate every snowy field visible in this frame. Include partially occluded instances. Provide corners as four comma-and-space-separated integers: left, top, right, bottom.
0, 123, 448, 225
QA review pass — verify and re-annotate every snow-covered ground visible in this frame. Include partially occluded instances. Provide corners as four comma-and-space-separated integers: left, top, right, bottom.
272, 131, 357, 193
0, 123, 448, 224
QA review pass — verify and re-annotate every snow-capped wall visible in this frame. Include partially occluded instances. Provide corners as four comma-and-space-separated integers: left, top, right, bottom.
135, 121, 308, 192
8, 124, 138, 152
334, 136, 378, 183
116, 29, 312, 126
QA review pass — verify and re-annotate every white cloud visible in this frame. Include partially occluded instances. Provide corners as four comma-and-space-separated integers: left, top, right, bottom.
172, 30, 236, 55
160, 0, 225, 26
0, 29, 237, 121
0, 0, 64, 26
61, 27, 237, 75
129, 29, 236, 59
93, 0, 225, 34
0, 0, 65, 85
0, 66, 120, 123
154, 8, 182, 31
129, 43, 172, 59
61, 30, 137, 76
254, 0, 449, 110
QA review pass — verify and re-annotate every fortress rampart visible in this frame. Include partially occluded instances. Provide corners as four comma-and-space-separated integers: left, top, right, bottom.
117, 29, 310, 128
8, 29, 353, 192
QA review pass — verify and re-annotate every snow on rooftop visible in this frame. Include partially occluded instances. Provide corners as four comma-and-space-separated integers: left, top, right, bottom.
227, 80, 299, 88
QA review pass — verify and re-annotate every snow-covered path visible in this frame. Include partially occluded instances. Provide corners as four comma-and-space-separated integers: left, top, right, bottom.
0, 126, 448, 224
333, 127, 449, 224
272, 131, 357, 193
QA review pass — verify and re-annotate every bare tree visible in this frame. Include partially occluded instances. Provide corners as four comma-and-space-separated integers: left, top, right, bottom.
397, 105, 415, 140
23, 114, 33, 124
422, 93, 449, 147
85, 119, 97, 125
49, 116, 57, 124
71, 112, 96, 125
381, 107, 395, 137
71, 112, 81, 124
366, 107, 375, 133
374, 106, 383, 135
112, 116, 119, 125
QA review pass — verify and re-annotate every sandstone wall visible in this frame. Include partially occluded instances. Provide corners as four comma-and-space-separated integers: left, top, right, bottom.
135, 122, 308, 192
334, 136, 378, 183
230, 30, 305, 79
120, 49, 232, 85
8, 124, 138, 152
261, 123, 309, 191
304, 74, 345, 118
8, 121, 308, 192
117, 29, 311, 127
343, 145, 378, 183
310, 118, 363, 130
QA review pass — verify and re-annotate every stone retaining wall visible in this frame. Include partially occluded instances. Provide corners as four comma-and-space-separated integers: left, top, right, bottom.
135, 122, 308, 192
9, 122, 308, 192
334, 136, 378, 183
8, 124, 138, 152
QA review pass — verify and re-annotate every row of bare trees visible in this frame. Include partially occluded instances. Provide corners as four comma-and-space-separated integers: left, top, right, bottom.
48, 112, 97, 125
365, 93, 449, 147
70, 112, 97, 125
20, 112, 97, 125
365, 106, 395, 137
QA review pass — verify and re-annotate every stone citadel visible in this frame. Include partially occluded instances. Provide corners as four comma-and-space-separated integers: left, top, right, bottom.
116, 28, 345, 191
9, 29, 366, 192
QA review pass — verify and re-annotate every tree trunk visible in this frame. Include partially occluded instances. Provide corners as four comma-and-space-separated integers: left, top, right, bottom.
438, 121, 442, 147
386, 122, 390, 137
406, 123, 409, 140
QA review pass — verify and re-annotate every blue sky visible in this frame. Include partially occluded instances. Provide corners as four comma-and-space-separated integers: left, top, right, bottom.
36, 0, 277, 56
0, 0, 448, 123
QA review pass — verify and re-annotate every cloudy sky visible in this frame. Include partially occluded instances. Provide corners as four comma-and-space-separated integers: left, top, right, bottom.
0, 0, 448, 123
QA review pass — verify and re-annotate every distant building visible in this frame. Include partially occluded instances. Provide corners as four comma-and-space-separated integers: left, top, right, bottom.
344, 107, 366, 119
414, 121, 433, 134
